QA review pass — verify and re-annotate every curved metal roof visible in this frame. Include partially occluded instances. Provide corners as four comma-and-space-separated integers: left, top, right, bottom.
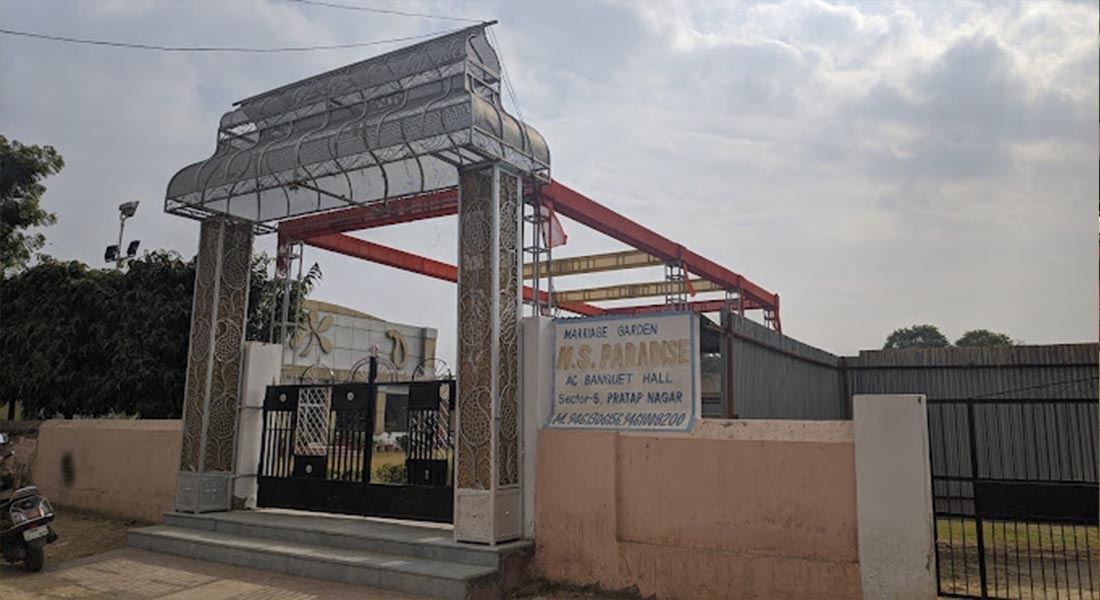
165, 24, 550, 226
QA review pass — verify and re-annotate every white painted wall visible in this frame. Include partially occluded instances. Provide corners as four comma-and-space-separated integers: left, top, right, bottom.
522, 316, 554, 539
854, 394, 937, 600
234, 342, 283, 509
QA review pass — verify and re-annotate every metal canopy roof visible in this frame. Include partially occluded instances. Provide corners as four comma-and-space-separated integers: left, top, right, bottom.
165, 23, 550, 226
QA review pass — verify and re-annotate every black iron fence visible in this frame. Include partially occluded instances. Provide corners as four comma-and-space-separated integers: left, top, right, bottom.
930, 398, 1098, 599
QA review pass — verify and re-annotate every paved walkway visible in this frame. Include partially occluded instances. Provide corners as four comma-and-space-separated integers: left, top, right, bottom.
0, 547, 429, 599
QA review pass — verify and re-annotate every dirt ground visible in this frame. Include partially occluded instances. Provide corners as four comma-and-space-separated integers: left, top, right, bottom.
0, 505, 138, 573
510, 581, 648, 600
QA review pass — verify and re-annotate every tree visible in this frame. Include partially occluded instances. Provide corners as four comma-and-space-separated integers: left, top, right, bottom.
1, 135, 64, 274
0, 250, 320, 419
883, 324, 951, 349
955, 329, 1015, 347
247, 254, 322, 344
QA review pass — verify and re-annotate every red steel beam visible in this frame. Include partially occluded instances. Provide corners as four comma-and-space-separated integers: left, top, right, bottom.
279, 188, 459, 241
303, 233, 604, 317
307, 233, 457, 282
540, 181, 781, 331
278, 180, 781, 329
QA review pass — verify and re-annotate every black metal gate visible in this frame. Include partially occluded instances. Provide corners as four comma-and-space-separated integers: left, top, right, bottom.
257, 376, 456, 523
929, 398, 1098, 599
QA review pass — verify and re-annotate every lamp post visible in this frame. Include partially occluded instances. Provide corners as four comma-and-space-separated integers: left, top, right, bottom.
105, 201, 140, 269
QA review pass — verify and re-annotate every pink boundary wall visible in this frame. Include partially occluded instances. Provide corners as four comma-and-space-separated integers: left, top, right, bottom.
534, 420, 861, 599
31, 420, 181, 523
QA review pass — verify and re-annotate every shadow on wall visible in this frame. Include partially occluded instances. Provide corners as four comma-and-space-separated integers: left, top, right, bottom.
61, 452, 75, 487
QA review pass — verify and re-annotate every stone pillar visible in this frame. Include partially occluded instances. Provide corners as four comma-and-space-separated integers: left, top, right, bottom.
176, 216, 254, 513
454, 165, 522, 544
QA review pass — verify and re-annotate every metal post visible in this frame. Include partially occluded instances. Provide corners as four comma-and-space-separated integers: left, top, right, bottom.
116, 213, 127, 270
278, 241, 304, 381
966, 400, 989, 596
722, 306, 736, 419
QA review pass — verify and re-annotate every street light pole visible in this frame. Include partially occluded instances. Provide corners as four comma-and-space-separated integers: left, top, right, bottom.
115, 211, 127, 270
107, 201, 140, 270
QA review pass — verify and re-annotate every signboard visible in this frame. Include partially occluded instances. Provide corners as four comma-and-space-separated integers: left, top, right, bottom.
549, 312, 700, 432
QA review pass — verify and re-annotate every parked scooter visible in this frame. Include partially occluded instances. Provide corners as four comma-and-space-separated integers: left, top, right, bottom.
0, 432, 58, 572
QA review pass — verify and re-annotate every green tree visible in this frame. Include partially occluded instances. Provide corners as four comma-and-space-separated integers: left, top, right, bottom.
883, 324, 951, 349
248, 254, 322, 344
955, 329, 1015, 347
1, 250, 319, 419
0, 135, 64, 274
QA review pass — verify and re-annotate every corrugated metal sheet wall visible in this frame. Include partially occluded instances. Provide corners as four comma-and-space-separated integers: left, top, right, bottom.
726, 314, 846, 420
843, 344, 1099, 485
842, 344, 1098, 402
720, 317, 1098, 423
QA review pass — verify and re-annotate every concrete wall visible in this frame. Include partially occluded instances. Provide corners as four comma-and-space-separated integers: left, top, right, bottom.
854, 395, 936, 600
32, 419, 181, 523
234, 342, 283, 509
534, 421, 861, 599
522, 316, 554, 539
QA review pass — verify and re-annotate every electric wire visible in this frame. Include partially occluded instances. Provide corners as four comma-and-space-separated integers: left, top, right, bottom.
0, 26, 461, 53
965, 376, 1099, 400
285, 0, 483, 23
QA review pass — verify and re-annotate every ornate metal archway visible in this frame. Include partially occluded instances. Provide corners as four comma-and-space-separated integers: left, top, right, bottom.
169, 23, 546, 544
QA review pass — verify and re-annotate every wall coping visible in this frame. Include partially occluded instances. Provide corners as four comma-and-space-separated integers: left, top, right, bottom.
39, 419, 182, 432
613, 418, 853, 443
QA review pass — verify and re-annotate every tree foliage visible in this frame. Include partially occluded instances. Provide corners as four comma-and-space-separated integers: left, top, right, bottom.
1, 135, 64, 275
884, 324, 1017, 350
1, 251, 319, 419
248, 254, 322, 344
955, 329, 1015, 347
883, 324, 951, 349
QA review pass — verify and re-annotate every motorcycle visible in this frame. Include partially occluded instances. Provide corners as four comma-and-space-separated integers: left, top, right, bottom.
0, 432, 59, 572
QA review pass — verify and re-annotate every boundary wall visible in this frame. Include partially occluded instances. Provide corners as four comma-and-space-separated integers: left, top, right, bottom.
31, 419, 181, 523
534, 420, 863, 599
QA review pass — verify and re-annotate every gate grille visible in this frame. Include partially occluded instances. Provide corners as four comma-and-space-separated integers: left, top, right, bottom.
294, 387, 331, 456
930, 398, 1098, 599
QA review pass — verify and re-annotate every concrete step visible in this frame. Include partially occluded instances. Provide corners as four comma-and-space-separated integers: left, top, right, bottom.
159, 511, 531, 569
128, 525, 499, 600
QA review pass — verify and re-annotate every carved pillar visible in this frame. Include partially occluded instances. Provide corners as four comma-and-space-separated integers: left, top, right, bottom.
455, 165, 522, 543
177, 216, 253, 513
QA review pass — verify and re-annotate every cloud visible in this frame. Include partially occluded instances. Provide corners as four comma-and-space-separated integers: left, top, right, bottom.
0, 0, 1094, 362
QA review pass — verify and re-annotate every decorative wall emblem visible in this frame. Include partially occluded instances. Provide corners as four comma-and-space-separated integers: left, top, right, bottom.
293, 310, 333, 357
387, 329, 409, 369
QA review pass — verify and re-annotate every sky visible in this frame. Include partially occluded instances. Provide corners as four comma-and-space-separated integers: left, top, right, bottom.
1, 0, 1097, 368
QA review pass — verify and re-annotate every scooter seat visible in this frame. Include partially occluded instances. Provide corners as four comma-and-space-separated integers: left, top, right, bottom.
10, 486, 39, 502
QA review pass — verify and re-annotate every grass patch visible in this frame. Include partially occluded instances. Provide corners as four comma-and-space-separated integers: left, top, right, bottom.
371, 450, 405, 472
937, 518, 1099, 552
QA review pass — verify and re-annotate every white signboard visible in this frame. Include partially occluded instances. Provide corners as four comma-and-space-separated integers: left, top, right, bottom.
548, 312, 700, 432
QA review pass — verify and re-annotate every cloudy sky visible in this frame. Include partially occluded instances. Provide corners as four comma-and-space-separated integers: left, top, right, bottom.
1, 0, 1097, 366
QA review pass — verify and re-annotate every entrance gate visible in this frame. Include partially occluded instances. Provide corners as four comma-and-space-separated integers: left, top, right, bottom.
929, 398, 1098, 598
257, 375, 456, 523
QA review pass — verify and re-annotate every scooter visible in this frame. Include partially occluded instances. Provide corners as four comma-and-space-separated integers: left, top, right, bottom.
0, 432, 59, 572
